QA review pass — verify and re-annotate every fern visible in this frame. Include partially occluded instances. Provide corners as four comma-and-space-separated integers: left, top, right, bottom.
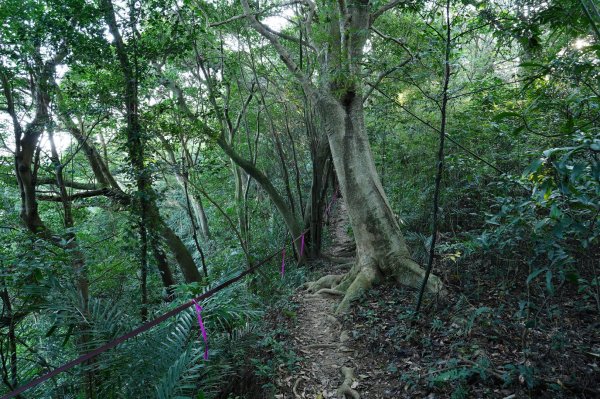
11, 267, 266, 399
155, 348, 203, 399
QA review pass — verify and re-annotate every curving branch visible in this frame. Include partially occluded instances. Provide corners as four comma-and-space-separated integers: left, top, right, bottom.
37, 177, 99, 191
37, 188, 111, 202
162, 76, 303, 249
371, 0, 407, 23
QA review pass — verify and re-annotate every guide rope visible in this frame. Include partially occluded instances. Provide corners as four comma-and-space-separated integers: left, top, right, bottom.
1, 228, 309, 399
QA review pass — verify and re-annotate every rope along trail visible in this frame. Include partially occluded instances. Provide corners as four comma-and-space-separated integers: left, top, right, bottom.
1, 230, 307, 399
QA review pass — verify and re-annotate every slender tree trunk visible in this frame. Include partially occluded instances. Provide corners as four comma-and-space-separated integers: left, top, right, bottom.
0, 287, 18, 390
182, 170, 208, 277
159, 134, 212, 242
149, 241, 176, 300
303, 109, 330, 258
231, 162, 249, 249
217, 136, 303, 252
182, 175, 211, 241
193, 194, 211, 240
416, 0, 452, 313
102, 0, 202, 284
198, 56, 252, 250
47, 126, 90, 310
139, 220, 149, 321
284, 104, 305, 219
165, 79, 304, 254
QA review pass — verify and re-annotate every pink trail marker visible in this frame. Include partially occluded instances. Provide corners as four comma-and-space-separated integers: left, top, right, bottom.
280, 247, 286, 277
191, 299, 208, 360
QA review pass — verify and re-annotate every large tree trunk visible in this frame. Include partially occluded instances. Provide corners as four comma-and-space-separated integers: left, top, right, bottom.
230, 155, 250, 250
2, 50, 95, 397
311, 94, 444, 312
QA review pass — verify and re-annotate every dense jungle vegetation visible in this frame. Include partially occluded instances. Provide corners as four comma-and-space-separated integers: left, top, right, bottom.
0, 0, 598, 398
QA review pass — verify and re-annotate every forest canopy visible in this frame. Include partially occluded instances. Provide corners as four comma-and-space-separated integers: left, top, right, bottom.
0, 0, 598, 398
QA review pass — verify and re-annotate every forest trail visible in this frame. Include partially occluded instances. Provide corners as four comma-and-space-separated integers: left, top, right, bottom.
322, 199, 356, 262
276, 200, 361, 399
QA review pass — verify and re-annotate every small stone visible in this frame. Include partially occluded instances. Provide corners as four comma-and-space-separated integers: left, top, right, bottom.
340, 331, 350, 343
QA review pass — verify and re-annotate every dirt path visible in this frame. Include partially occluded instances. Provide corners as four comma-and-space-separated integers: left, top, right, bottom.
270, 198, 600, 399
322, 200, 356, 261
276, 200, 361, 398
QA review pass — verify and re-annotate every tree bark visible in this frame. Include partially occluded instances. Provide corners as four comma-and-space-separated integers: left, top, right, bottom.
302, 108, 330, 258
0, 287, 18, 390
315, 91, 443, 312
2, 46, 95, 397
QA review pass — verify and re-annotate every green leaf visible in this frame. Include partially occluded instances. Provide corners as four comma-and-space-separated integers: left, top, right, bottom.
45, 324, 58, 338
62, 324, 75, 347
511, 125, 525, 136
523, 159, 542, 177
493, 111, 520, 121
526, 268, 547, 285
545, 270, 554, 295
549, 204, 561, 219
565, 271, 579, 284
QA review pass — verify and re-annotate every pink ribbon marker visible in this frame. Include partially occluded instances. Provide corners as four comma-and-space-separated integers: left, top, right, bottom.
191, 299, 208, 360
280, 247, 286, 277
299, 233, 305, 258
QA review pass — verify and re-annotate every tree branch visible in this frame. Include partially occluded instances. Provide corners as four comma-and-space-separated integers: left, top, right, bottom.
363, 58, 411, 103
371, 0, 407, 23
240, 0, 318, 100
36, 177, 99, 191
37, 188, 110, 202
262, 24, 316, 51
209, 1, 305, 28
370, 26, 414, 58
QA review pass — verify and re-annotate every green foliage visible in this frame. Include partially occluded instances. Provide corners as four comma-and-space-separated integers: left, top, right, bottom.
1, 0, 599, 397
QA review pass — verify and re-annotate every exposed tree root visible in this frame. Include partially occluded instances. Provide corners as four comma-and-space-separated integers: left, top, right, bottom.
339, 331, 349, 343
305, 254, 445, 314
314, 288, 344, 296
293, 376, 306, 398
304, 274, 344, 293
336, 366, 360, 399
334, 248, 356, 257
